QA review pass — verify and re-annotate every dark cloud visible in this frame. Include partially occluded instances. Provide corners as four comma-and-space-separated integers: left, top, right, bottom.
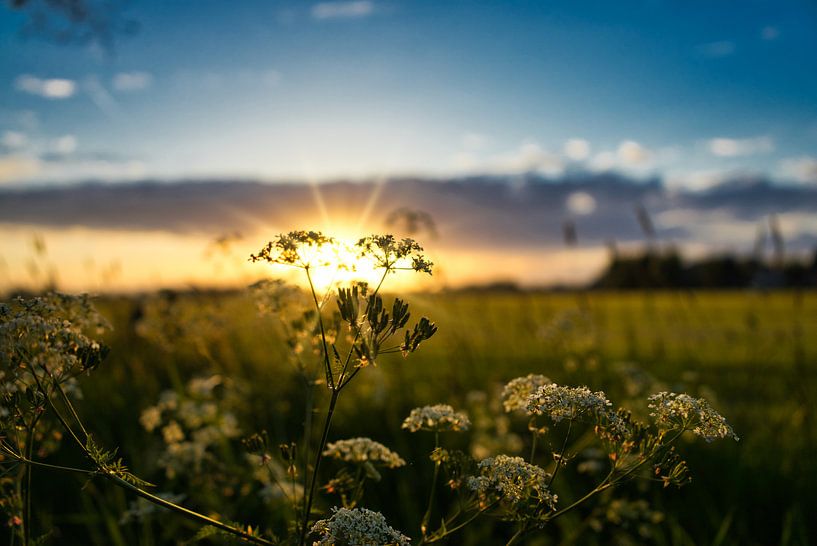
1, 174, 815, 253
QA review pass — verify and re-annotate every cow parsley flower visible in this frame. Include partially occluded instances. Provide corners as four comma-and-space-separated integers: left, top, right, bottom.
501, 374, 552, 413
401, 404, 471, 433
310, 507, 411, 545
467, 455, 557, 513
526, 384, 611, 423
323, 437, 406, 468
250, 230, 335, 269
356, 235, 433, 274
648, 392, 739, 442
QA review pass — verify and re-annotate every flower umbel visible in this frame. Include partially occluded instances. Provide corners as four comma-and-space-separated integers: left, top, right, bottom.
501, 374, 552, 413
526, 384, 611, 423
356, 235, 433, 274
648, 392, 739, 442
250, 230, 335, 269
310, 507, 411, 545
323, 438, 406, 468
467, 455, 557, 515
402, 404, 471, 433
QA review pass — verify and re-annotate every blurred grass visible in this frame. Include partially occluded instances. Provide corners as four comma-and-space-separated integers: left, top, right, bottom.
30, 289, 816, 545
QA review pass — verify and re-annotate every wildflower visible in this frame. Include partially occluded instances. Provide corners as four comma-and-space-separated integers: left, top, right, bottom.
501, 374, 552, 413
356, 235, 433, 274
526, 384, 611, 423
250, 230, 335, 268
648, 392, 739, 442
161, 421, 185, 444
323, 438, 406, 468
402, 404, 471, 433
310, 507, 411, 545
139, 406, 162, 432
467, 455, 557, 513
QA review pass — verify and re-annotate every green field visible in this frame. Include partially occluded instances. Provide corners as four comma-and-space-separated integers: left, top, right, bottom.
16, 289, 817, 545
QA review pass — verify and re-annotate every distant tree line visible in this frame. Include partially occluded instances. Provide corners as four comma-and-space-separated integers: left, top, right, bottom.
592, 247, 817, 289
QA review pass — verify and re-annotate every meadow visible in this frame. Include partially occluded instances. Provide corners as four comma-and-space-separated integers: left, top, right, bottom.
12, 286, 813, 545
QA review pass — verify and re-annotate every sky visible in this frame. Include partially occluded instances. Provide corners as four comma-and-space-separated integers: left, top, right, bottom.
1, 0, 817, 292
1, 0, 816, 187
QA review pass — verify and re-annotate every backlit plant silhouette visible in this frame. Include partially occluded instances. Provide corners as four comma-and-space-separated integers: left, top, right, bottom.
0, 231, 738, 546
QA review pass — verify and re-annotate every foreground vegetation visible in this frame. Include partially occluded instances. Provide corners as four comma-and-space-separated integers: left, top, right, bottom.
3, 262, 814, 544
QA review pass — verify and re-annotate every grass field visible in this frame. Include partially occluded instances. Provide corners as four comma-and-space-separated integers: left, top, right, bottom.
18, 289, 817, 545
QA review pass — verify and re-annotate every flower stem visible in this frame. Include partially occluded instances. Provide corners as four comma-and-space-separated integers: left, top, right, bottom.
36, 372, 275, 545
298, 390, 339, 546
305, 266, 334, 390
548, 419, 573, 487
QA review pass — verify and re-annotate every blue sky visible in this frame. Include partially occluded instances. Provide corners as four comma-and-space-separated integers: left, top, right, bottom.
1, 0, 816, 187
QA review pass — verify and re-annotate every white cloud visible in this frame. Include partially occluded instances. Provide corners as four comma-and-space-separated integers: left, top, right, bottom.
589, 150, 617, 172
0, 155, 40, 183
565, 191, 596, 215
587, 140, 653, 173
15, 75, 76, 99
491, 142, 563, 175
779, 156, 817, 184
707, 136, 774, 157
112, 71, 153, 92
617, 140, 650, 164
563, 138, 590, 161
54, 135, 78, 155
452, 141, 564, 176
664, 169, 732, 192
761, 26, 780, 41
697, 40, 736, 58
311, 1, 374, 20
1, 131, 27, 150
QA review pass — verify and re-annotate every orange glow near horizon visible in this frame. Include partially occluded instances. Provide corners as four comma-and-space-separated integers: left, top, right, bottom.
0, 222, 609, 295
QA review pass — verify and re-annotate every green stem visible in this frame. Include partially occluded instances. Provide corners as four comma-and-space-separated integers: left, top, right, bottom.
298, 390, 339, 546
548, 428, 687, 522
102, 473, 274, 545
5, 445, 273, 545
2, 454, 97, 476
305, 266, 334, 390
506, 524, 528, 546
421, 500, 498, 544
38, 372, 275, 545
421, 463, 440, 537
529, 430, 537, 463
548, 419, 573, 487
22, 414, 40, 546
301, 374, 315, 517
350, 467, 366, 508
420, 433, 441, 537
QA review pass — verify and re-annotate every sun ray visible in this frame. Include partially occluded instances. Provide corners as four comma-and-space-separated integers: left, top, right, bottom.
353, 175, 386, 233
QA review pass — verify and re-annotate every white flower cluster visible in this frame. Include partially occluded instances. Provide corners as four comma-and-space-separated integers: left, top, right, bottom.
1, 295, 107, 382
501, 374, 552, 413
323, 437, 406, 468
401, 404, 471, 433
467, 455, 557, 511
648, 392, 739, 442
139, 375, 241, 478
311, 507, 411, 545
526, 384, 611, 423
